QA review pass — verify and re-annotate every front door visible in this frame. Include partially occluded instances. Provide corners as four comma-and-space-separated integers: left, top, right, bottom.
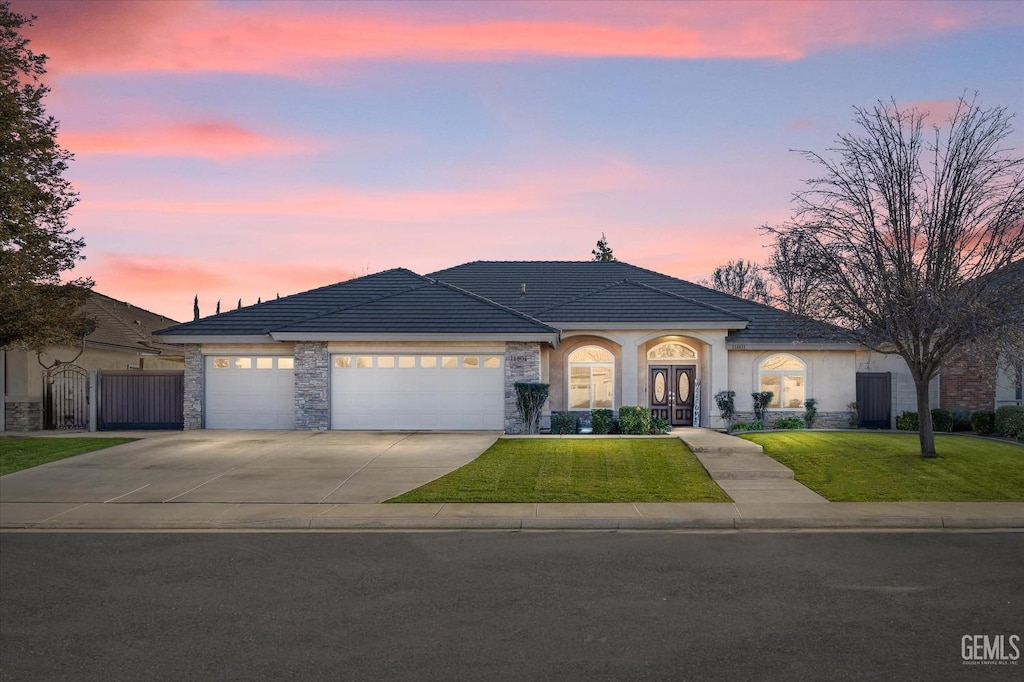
649, 366, 695, 426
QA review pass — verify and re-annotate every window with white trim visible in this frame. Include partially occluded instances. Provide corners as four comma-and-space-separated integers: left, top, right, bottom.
568, 346, 614, 410
758, 354, 806, 409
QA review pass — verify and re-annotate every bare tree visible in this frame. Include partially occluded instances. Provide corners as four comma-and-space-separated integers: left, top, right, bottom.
765, 235, 826, 317
765, 96, 1024, 457
699, 259, 770, 304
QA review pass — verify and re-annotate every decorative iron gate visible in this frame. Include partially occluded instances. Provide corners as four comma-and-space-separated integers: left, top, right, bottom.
44, 364, 89, 429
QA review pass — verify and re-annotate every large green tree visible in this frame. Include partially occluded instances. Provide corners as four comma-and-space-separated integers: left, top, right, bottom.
1, 2, 91, 350
765, 96, 1024, 457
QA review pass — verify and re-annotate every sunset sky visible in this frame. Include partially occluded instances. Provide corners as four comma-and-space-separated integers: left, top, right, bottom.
12, 0, 1024, 322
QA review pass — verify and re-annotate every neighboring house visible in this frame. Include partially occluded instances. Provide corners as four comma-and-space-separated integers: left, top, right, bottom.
156, 260, 915, 432
1, 292, 183, 431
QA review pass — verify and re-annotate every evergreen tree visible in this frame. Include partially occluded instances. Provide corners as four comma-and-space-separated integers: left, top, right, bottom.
591, 233, 615, 261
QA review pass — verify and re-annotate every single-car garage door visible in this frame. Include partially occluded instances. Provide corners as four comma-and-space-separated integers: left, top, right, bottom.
331, 353, 504, 430
205, 355, 295, 429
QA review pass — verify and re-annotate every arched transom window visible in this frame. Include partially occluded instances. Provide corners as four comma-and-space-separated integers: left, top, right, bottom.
647, 342, 697, 361
759, 354, 806, 409
569, 346, 614, 410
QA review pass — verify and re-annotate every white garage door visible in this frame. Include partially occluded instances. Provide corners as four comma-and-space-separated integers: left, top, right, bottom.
205, 355, 294, 429
331, 353, 504, 430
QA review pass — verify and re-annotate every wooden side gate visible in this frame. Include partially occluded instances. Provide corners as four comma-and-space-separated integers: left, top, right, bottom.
98, 370, 184, 430
856, 372, 892, 429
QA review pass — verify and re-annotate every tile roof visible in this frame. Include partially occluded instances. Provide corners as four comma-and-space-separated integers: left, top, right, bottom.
83, 292, 183, 357
533, 280, 747, 324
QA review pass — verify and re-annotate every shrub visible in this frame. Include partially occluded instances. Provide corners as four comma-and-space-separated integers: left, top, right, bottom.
847, 401, 860, 428
650, 417, 672, 434
618, 406, 652, 435
609, 419, 622, 435
773, 417, 804, 430
731, 421, 764, 432
714, 390, 736, 433
951, 409, 973, 432
751, 391, 774, 423
514, 382, 549, 434
550, 413, 580, 435
971, 409, 996, 436
930, 408, 954, 433
896, 411, 919, 431
591, 409, 613, 435
803, 398, 818, 429
995, 405, 1024, 440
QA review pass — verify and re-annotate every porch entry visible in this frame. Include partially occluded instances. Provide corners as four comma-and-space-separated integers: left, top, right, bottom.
649, 366, 695, 427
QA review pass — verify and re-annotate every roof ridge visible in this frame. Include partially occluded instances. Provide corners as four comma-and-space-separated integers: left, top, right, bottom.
531, 279, 628, 315
626, 280, 749, 320
431, 279, 559, 332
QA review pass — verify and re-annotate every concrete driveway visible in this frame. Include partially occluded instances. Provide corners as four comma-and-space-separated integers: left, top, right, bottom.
0, 431, 498, 504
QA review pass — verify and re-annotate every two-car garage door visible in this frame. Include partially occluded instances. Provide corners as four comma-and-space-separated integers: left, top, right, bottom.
204, 352, 504, 430
331, 353, 504, 430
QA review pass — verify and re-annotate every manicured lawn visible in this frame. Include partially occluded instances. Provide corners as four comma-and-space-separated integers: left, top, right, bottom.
740, 432, 1024, 502
0, 438, 136, 476
389, 438, 730, 503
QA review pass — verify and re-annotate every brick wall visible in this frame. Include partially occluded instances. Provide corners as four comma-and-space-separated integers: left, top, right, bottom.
939, 357, 996, 412
294, 341, 329, 430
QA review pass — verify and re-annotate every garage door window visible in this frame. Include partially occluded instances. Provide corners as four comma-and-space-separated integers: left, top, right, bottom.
378, 356, 395, 369
442, 356, 458, 369
335, 356, 351, 369
278, 357, 294, 369
213, 357, 229, 369
463, 356, 479, 369
256, 358, 273, 369
399, 356, 416, 368
421, 356, 437, 368
357, 356, 372, 368
234, 358, 252, 369
484, 356, 501, 369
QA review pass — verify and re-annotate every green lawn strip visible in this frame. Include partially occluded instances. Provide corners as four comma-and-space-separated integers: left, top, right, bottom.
740, 432, 1024, 502
389, 438, 730, 503
0, 438, 137, 476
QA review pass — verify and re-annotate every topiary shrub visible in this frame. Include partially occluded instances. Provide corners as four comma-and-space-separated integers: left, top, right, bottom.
591, 409, 613, 435
773, 417, 804, 429
751, 391, 774, 423
971, 409, 996, 436
896, 411, 919, 431
514, 382, 549, 434
803, 398, 818, 429
714, 390, 736, 434
650, 416, 672, 434
550, 412, 580, 435
618, 406, 652, 435
930, 408, 954, 433
847, 402, 860, 428
995, 405, 1024, 440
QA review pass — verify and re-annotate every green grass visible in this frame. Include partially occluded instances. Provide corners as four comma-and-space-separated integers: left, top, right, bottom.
389, 438, 730, 503
740, 432, 1024, 502
0, 438, 136, 476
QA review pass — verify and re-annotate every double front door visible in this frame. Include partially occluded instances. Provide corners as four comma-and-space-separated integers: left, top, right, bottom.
649, 366, 695, 426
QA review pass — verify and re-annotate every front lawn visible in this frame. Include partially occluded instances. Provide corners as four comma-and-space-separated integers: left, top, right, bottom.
0, 438, 136, 477
389, 438, 730, 503
740, 432, 1024, 502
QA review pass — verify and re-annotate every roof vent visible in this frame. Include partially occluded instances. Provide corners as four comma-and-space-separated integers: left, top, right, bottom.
520, 283, 527, 297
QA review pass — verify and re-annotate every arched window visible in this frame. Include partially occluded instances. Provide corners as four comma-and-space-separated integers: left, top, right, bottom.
647, 342, 697, 360
758, 354, 806, 409
569, 346, 614, 410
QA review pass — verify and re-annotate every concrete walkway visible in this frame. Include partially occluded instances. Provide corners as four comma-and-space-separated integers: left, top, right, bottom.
676, 428, 829, 504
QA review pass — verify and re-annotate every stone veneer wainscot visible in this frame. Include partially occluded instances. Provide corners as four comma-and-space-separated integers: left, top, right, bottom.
183, 344, 203, 430
504, 342, 542, 434
294, 341, 330, 430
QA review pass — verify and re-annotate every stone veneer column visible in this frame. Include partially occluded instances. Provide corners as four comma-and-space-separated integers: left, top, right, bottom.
294, 341, 330, 430
183, 344, 203, 430
504, 342, 542, 434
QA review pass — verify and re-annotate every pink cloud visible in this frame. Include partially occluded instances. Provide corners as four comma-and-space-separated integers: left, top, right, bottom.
60, 120, 314, 159
15, 0, 1015, 77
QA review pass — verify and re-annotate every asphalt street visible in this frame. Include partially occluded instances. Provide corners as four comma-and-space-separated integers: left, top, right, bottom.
1, 531, 1022, 681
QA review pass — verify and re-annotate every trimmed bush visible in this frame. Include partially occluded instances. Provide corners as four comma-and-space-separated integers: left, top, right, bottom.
514, 382, 549, 434
714, 390, 736, 433
650, 417, 672, 434
931, 408, 954, 433
732, 421, 764, 432
591, 409, 613, 435
971, 409, 996, 436
847, 402, 860, 428
752, 391, 774, 423
995, 405, 1024, 440
896, 411, 919, 431
550, 413, 580, 435
803, 398, 818, 429
773, 417, 804, 430
618, 406, 652, 435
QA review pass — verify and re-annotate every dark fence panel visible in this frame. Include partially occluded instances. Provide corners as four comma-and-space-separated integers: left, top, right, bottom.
98, 370, 184, 430
856, 372, 892, 429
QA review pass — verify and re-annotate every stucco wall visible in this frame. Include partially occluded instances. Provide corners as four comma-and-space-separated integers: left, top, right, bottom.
855, 351, 940, 427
